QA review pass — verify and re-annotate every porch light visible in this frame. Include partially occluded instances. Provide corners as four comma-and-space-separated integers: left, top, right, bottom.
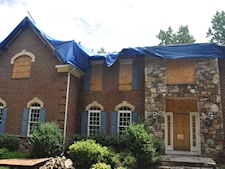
152, 111, 157, 119
208, 112, 213, 120
208, 104, 219, 120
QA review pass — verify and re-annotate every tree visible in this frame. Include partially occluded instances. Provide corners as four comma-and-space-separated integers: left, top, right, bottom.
97, 47, 106, 54
207, 10, 225, 44
156, 25, 195, 45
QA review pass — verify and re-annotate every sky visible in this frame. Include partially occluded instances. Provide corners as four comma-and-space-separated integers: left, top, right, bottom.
0, 0, 225, 53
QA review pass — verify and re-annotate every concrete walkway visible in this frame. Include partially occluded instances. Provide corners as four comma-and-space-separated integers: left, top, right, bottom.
159, 155, 216, 169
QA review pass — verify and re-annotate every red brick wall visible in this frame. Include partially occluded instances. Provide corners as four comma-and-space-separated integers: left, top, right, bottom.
76, 57, 145, 134
0, 26, 79, 137
218, 58, 225, 142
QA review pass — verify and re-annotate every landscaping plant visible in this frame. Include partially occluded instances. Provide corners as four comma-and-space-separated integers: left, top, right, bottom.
68, 139, 109, 169
125, 123, 161, 168
90, 162, 111, 169
0, 134, 20, 151
29, 122, 64, 157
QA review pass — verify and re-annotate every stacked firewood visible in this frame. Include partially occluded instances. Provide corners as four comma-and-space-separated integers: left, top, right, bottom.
39, 156, 74, 169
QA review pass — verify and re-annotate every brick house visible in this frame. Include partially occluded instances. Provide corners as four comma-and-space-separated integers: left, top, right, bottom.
0, 17, 90, 140
0, 17, 145, 142
1, 17, 225, 157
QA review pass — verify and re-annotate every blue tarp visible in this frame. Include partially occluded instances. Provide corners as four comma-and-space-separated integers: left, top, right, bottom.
1, 17, 225, 72
101, 43, 225, 67
0, 16, 98, 72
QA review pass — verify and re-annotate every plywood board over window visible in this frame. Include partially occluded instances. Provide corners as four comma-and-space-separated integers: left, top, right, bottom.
166, 99, 198, 113
119, 59, 133, 91
12, 56, 32, 79
90, 61, 103, 91
166, 59, 196, 84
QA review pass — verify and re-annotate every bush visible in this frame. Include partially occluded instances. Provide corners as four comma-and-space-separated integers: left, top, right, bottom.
0, 134, 20, 151
29, 122, 64, 158
125, 123, 161, 168
73, 133, 128, 152
68, 139, 109, 169
1, 150, 30, 159
90, 162, 111, 169
110, 151, 137, 169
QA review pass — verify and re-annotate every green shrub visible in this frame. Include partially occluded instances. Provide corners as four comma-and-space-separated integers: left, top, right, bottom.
110, 151, 137, 169
0, 134, 20, 151
73, 133, 128, 152
68, 139, 109, 169
90, 162, 111, 169
1, 151, 30, 159
125, 123, 161, 168
29, 122, 64, 158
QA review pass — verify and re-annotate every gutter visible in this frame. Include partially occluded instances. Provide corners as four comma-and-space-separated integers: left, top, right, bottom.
63, 70, 72, 141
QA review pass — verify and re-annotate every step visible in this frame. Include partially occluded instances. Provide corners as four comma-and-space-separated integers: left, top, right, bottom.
160, 155, 216, 169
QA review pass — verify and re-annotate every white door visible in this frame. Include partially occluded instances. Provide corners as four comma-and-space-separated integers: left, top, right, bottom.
165, 112, 200, 155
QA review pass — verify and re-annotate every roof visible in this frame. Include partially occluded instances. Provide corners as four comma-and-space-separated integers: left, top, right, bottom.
101, 43, 225, 67
0, 16, 98, 72
1, 17, 225, 71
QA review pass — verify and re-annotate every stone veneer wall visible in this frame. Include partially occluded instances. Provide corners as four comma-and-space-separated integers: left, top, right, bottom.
145, 57, 224, 157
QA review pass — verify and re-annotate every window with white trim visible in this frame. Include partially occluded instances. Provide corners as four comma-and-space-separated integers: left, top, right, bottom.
28, 103, 41, 135
0, 103, 3, 125
88, 106, 101, 136
118, 106, 132, 135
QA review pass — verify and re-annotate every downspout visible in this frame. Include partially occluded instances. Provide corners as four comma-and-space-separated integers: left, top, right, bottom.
63, 71, 71, 142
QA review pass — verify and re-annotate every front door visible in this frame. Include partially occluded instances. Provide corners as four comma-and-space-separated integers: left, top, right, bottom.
165, 112, 200, 155
173, 113, 190, 151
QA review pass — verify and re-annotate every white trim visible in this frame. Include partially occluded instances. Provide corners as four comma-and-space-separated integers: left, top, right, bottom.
165, 112, 173, 151
115, 101, 135, 111
87, 110, 101, 136
27, 97, 44, 108
55, 64, 84, 78
11, 50, 35, 64
85, 101, 104, 111
165, 112, 201, 156
190, 112, 201, 155
27, 105, 41, 136
63, 72, 71, 140
117, 110, 132, 135
0, 98, 6, 107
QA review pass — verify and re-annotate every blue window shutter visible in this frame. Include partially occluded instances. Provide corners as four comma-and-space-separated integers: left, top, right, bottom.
132, 112, 138, 123
39, 108, 46, 123
81, 111, 88, 134
100, 112, 107, 134
21, 108, 29, 137
110, 112, 118, 135
132, 62, 139, 89
0, 108, 8, 134
83, 69, 91, 91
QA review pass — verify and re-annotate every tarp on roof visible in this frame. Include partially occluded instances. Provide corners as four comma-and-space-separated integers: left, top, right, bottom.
2, 17, 225, 71
0, 16, 98, 72
95, 43, 225, 67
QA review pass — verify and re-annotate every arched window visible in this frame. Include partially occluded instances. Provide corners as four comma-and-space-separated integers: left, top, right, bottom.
0, 99, 7, 134
81, 101, 106, 136
110, 101, 138, 135
11, 50, 35, 79
118, 106, 132, 135
88, 106, 101, 136
27, 103, 41, 136
21, 97, 46, 137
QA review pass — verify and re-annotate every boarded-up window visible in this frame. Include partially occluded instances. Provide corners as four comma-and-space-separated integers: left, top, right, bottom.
90, 62, 103, 91
12, 56, 32, 79
166, 99, 198, 113
166, 59, 196, 84
119, 59, 133, 91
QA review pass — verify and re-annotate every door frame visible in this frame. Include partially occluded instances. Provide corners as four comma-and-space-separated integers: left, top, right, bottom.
165, 112, 201, 155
